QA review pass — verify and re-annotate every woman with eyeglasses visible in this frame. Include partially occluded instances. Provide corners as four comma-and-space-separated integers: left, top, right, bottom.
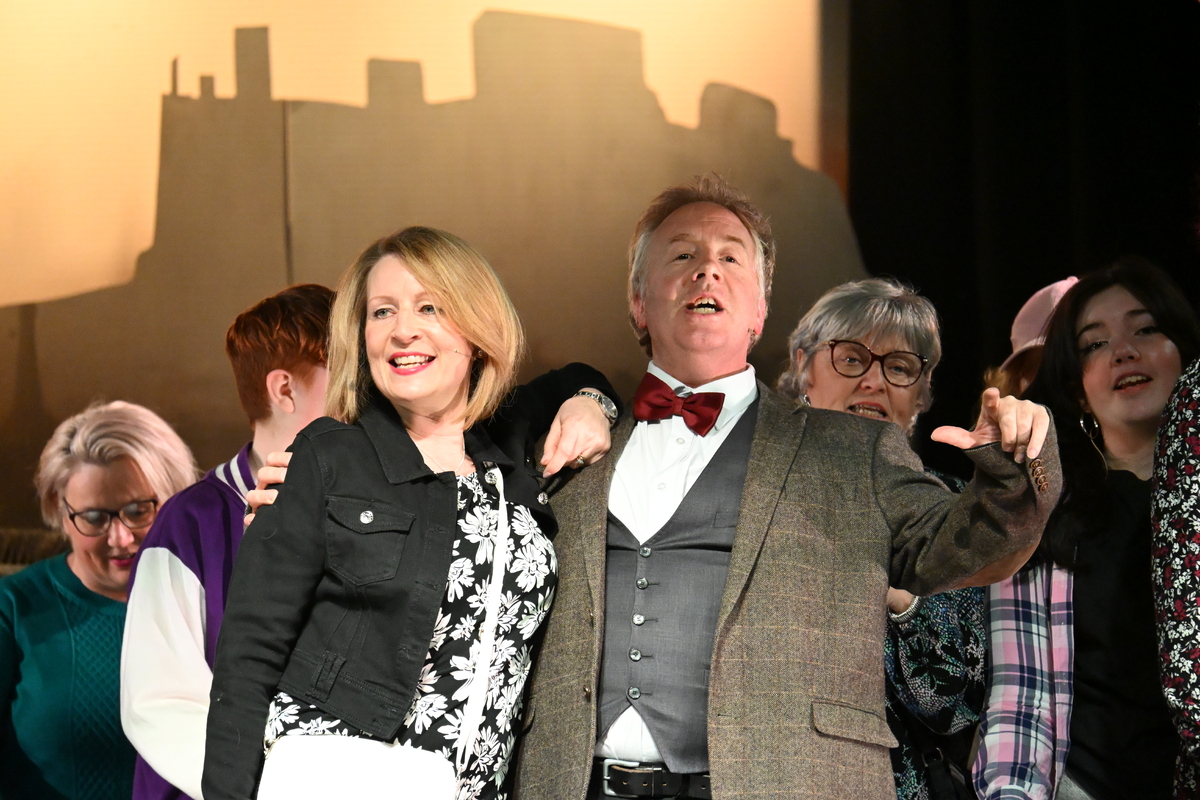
0, 400, 197, 799
777, 278, 986, 800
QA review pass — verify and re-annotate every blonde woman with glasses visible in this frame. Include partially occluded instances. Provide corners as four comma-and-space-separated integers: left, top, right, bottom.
1, 400, 197, 799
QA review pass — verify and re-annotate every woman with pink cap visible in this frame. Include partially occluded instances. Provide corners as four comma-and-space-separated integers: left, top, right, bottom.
986, 277, 1079, 398
974, 259, 1197, 800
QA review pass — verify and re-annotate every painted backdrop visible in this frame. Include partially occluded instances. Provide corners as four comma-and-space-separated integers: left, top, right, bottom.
0, 7, 863, 524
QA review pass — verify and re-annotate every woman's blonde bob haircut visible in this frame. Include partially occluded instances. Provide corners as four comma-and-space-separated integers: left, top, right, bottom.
35, 400, 199, 533
325, 226, 526, 427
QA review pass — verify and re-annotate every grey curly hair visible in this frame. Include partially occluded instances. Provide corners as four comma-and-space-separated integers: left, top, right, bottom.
776, 278, 942, 432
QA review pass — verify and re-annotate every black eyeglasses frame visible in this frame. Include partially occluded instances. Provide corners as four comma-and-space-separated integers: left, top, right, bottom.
63, 498, 159, 537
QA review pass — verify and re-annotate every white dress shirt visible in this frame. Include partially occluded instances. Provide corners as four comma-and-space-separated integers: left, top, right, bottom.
595, 362, 759, 764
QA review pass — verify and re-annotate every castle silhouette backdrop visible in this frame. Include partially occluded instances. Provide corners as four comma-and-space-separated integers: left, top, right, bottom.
0, 12, 865, 525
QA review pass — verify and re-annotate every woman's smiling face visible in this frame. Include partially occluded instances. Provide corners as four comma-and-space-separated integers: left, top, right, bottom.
1076, 284, 1182, 437
363, 255, 474, 422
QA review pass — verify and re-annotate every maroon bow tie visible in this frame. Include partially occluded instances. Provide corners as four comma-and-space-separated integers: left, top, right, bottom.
631, 373, 725, 436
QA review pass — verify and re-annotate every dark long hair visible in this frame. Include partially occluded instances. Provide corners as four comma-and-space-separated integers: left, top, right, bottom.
1025, 256, 1200, 568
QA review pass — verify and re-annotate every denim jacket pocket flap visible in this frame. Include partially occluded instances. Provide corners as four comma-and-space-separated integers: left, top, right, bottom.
326, 497, 414, 534
811, 700, 897, 748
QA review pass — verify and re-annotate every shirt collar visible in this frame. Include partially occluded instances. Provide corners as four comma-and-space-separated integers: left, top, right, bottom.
645, 361, 759, 433
213, 442, 256, 501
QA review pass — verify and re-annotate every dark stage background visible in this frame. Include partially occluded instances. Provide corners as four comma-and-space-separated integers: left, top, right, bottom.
847, 0, 1200, 478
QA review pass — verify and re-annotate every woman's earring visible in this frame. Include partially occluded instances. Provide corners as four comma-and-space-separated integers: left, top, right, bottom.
801, 393, 812, 406
1079, 411, 1109, 469
1079, 413, 1100, 440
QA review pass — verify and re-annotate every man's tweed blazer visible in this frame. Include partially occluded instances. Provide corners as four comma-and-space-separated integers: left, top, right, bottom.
515, 384, 1060, 800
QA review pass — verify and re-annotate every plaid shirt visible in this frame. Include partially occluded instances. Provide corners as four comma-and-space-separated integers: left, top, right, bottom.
973, 562, 1074, 800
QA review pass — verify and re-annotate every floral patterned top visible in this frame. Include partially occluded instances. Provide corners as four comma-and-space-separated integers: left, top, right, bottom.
884, 471, 987, 800
263, 470, 558, 800
885, 587, 987, 800
1152, 356, 1200, 800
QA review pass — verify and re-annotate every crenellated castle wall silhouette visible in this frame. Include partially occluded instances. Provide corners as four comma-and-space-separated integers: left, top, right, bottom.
0, 12, 865, 524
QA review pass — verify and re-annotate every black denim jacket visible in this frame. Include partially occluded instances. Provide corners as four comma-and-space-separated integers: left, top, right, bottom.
203, 364, 615, 800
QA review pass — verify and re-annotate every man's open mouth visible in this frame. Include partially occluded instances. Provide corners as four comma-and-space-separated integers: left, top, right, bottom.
686, 298, 722, 315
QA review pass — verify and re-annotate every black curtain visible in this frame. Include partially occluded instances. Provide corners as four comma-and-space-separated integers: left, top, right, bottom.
848, 0, 1200, 477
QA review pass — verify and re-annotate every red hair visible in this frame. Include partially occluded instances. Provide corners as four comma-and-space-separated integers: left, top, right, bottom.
225, 284, 334, 425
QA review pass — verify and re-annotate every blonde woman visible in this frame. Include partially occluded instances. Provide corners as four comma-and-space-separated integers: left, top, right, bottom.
203, 227, 616, 800
2, 401, 197, 799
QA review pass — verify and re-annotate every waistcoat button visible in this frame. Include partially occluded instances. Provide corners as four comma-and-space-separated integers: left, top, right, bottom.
359, 510, 374, 524
628, 687, 641, 700
629, 649, 642, 661
636, 578, 648, 589
584, 686, 592, 700
633, 614, 645, 625
639, 546, 652, 558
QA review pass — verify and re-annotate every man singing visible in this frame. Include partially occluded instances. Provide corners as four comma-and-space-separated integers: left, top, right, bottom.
513, 176, 1059, 799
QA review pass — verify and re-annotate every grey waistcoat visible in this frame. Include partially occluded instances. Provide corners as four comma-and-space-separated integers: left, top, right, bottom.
597, 400, 757, 773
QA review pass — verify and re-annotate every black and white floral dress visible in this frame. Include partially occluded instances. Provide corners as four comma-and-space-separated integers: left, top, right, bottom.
263, 470, 557, 800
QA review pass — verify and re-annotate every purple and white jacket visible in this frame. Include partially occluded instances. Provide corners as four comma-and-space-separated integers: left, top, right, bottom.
120, 445, 256, 800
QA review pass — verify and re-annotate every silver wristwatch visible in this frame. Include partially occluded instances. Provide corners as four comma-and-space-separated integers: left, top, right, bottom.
575, 390, 619, 425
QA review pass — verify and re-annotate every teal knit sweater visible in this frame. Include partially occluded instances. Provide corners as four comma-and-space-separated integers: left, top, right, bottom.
0, 553, 135, 799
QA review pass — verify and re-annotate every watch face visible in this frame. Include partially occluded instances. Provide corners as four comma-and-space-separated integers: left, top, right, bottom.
580, 391, 617, 420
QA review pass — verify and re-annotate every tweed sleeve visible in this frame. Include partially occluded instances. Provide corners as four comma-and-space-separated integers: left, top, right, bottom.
1151, 356, 1200, 798
875, 417, 1061, 596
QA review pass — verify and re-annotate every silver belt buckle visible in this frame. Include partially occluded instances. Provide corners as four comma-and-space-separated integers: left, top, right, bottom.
601, 758, 645, 798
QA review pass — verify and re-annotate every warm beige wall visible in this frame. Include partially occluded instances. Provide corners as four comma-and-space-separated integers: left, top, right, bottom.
0, 0, 820, 307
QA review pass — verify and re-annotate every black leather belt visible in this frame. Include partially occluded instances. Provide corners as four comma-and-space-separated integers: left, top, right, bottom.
592, 758, 712, 799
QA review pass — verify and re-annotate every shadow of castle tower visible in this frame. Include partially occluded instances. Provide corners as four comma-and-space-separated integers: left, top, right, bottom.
2, 13, 864, 523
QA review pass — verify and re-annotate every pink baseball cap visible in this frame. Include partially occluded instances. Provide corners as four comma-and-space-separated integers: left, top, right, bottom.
1001, 276, 1079, 370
